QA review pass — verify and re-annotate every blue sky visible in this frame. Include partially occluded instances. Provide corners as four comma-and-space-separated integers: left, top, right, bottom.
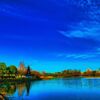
0, 0, 100, 72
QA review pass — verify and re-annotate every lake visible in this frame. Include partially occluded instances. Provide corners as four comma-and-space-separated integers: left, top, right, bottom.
0, 78, 100, 100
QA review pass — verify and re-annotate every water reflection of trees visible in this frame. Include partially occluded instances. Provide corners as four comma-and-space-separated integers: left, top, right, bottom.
17, 81, 32, 96
0, 81, 32, 98
26, 81, 31, 96
1, 78, 100, 99
86, 78, 100, 89
0, 82, 16, 96
61, 78, 100, 89
61, 78, 83, 88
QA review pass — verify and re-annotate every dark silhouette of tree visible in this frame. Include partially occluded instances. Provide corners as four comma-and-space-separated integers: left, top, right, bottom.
92, 71, 96, 76
26, 66, 31, 77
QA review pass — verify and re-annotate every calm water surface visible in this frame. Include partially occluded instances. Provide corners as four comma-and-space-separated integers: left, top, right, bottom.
1, 78, 100, 100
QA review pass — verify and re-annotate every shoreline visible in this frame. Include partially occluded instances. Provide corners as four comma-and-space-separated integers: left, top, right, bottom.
1, 76, 100, 83
0, 78, 41, 83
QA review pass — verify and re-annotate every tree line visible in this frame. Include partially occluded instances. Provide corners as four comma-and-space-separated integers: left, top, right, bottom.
0, 62, 100, 79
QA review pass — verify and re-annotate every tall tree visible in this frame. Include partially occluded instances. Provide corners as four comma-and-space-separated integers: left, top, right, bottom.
26, 66, 31, 76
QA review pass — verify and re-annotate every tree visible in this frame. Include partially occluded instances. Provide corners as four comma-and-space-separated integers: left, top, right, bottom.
0, 62, 7, 70
26, 66, 31, 76
91, 71, 96, 76
0, 62, 7, 77
8, 65, 17, 74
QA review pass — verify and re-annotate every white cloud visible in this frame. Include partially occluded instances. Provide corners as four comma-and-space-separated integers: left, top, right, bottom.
57, 51, 100, 59
59, 0, 100, 40
66, 54, 96, 59
59, 21, 100, 40
57, 46, 100, 59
